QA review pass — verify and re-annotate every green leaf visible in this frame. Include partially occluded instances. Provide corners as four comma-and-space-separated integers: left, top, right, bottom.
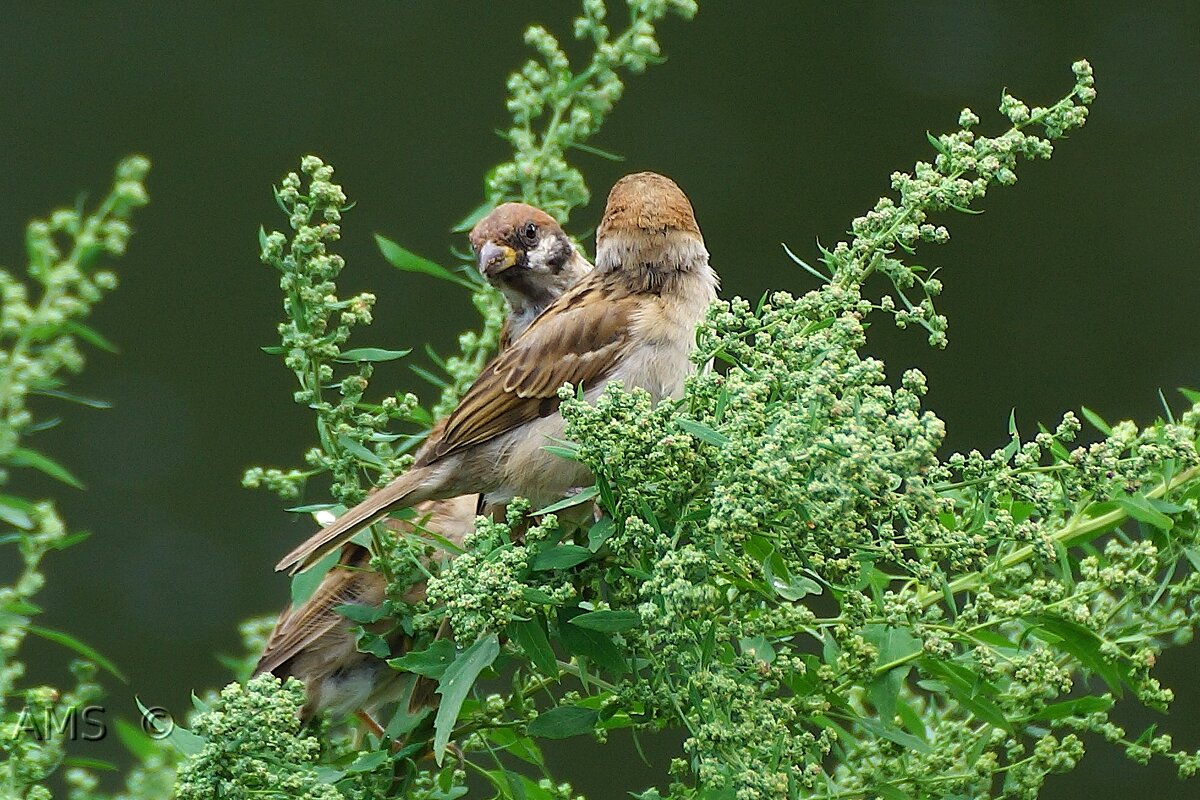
64, 320, 119, 353
926, 130, 950, 156
532, 485, 599, 515
559, 608, 628, 674
1031, 694, 1114, 722
587, 515, 615, 552
356, 631, 391, 658
866, 625, 920, 722
1080, 406, 1112, 435
0, 495, 35, 529
1116, 494, 1173, 530
1031, 615, 1126, 695
451, 200, 494, 233
28, 625, 125, 682
675, 418, 728, 446
346, 750, 390, 774
290, 549, 339, 606
1183, 547, 1200, 573
527, 705, 598, 739
521, 586, 561, 605
631, 790, 666, 800
568, 141, 625, 161
780, 242, 831, 282
531, 544, 591, 571
873, 783, 915, 800
284, 502, 338, 514
335, 347, 412, 363
434, 633, 500, 764
919, 658, 1012, 732
510, 618, 559, 678
858, 717, 930, 754
739, 635, 775, 663
569, 609, 640, 633
763, 551, 821, 600
482, 726, 546, 767
389, 639, 458, 679
337, 434, 385, 467
8, 448, 84, 489
137, 697, 205, 757
63, 757, 115, 771
335, 602, 387, 624
376, 234, 473, 288
113, 719, 157, 761
541, 444, 581, 461
32, 388, 112, 408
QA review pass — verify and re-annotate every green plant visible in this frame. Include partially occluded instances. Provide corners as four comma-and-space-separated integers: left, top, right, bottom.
188, 5, 1200, 800
0, 157, 159, 799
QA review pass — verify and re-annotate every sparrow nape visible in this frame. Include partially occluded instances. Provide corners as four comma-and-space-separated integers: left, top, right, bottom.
276, 171, 718, 574
257, 202, 592, 732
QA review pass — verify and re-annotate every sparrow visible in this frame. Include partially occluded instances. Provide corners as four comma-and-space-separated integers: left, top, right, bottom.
473, 202, 593, 350
276, 171, 719, 575
255, 203, 593, 732
254, 496, 476, 734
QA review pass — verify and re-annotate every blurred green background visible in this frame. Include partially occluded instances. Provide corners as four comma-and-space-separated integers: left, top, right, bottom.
4, 1, 1198, 795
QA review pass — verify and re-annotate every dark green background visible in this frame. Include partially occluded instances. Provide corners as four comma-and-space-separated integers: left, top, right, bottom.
4, 2, 1198, 796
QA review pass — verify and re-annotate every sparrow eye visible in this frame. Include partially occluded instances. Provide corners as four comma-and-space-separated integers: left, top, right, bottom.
521, 223, 538, 244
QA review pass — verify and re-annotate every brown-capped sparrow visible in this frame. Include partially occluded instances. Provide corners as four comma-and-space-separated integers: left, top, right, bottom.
276, 171, 718, 575
255, 203, 593, 732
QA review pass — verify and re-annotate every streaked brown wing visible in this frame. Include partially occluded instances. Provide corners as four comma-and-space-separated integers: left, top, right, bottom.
256, 545, 382, 676
420, 277, 632, 463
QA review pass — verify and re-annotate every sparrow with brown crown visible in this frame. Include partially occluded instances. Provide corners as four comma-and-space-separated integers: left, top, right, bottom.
276, 172, 719, 575
472, 202, 593, 350
255, 203, 594, 734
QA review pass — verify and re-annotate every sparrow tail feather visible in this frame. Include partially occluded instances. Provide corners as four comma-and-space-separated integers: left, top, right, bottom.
275, 470, 428, 574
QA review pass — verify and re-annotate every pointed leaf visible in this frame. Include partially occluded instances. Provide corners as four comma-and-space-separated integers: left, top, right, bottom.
376, 234, 472, 287
8, 448, 84, 489
532, 485, 599, 515
510, 618, 559, 678
531, 544, 591, 571
137, 697, 204, 756
434, 634, 500, 764
569, 609, 640, 633
336, 434, 384, 467
527, 705, 598, 739
452, 201, 494, 233
64, 321, 119, 353
1116, 495, 1173, 531
675, 418, 728, 446
335, 347, 412, 363
1080, 406, 1112, 435
389, 639, 457, 679
290, 550, 339, 606
28, 625, 125, 682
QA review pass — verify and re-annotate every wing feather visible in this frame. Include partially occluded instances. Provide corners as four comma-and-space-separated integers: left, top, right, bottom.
419, 277, 632, 464
256, 545, 381, 676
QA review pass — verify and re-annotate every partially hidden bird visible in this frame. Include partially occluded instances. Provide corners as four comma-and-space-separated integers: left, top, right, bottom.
275, 171, 720, 575
254, 203, 594, 734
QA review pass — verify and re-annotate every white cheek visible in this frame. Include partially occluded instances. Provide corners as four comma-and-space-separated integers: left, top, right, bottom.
528, 237, 559, 272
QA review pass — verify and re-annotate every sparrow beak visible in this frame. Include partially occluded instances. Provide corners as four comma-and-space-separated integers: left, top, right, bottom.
478, 241, 518, 277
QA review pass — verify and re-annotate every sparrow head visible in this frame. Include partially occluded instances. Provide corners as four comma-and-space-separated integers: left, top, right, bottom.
470, 202, 591, 336
595, 172, 709, 284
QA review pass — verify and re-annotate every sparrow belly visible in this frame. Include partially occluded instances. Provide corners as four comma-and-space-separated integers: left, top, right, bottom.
311, 657, 406, 719
484, 410, 593, 507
